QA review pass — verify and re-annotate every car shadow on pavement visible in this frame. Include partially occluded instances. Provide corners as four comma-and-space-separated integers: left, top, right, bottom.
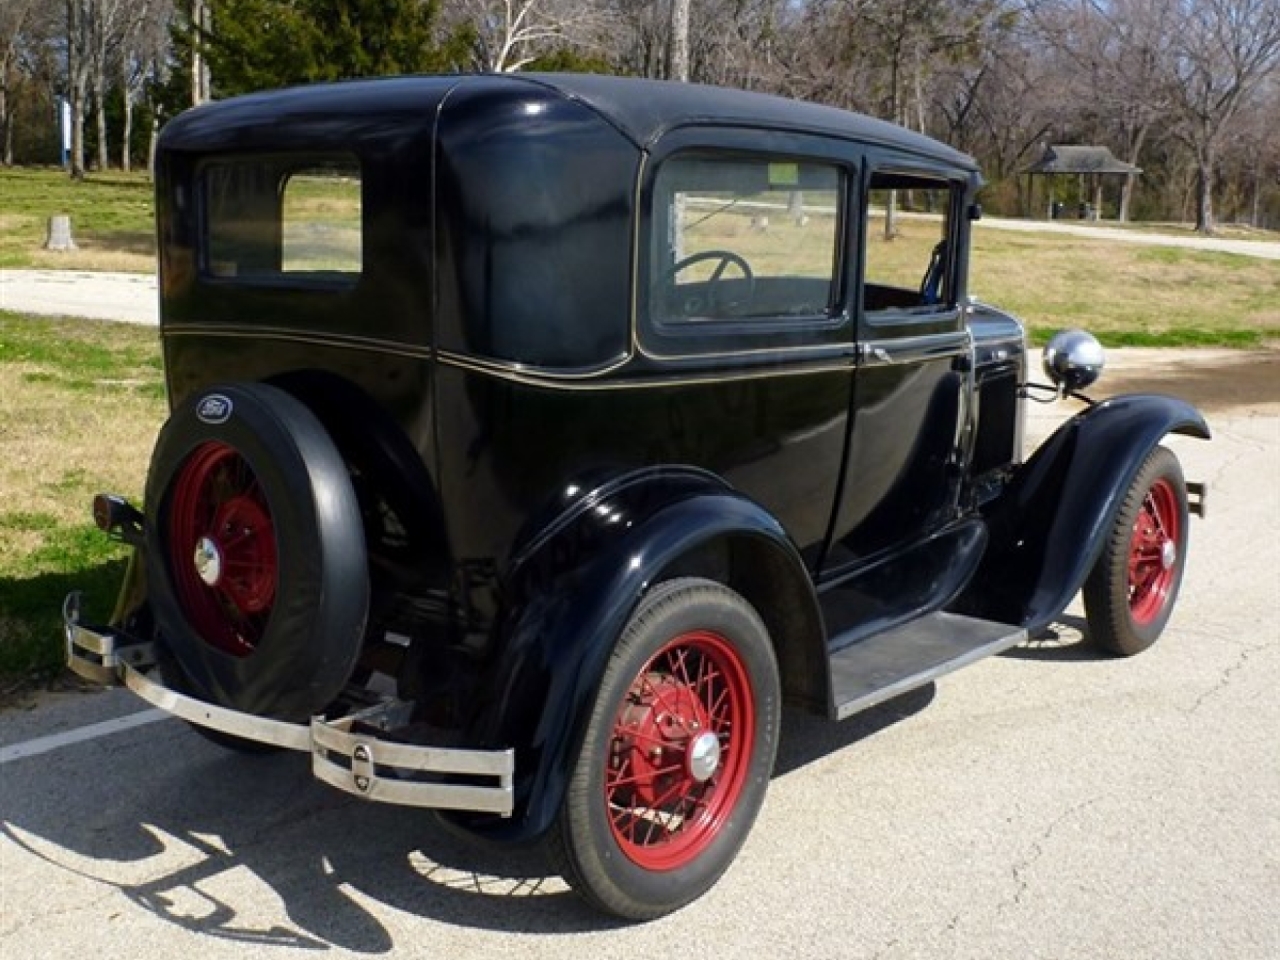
1002, 614, 1112, 662
1, 688, 929, 948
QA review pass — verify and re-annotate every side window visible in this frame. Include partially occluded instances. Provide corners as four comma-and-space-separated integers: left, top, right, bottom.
204, 158, 362, 283
863, 173, 955, 313
281, 166, 362, 274
650, 155, 842, 325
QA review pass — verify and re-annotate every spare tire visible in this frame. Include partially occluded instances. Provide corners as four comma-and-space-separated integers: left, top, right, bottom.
144, 382, 369, 720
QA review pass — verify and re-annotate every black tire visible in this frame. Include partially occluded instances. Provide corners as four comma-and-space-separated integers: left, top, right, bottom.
145, 382, 369, 721
549, 578, 781, 920
1083, 445, 1189, 656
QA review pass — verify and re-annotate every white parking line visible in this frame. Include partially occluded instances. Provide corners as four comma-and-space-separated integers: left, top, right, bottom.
0, 709, 169, 765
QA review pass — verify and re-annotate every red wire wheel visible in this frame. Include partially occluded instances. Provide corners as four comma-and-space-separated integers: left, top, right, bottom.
167, 441, 278, 658
551, 578, 780, 921
1127, 477, 1182, 626
606, 629, 755, 870
1084, 445, 1189, 656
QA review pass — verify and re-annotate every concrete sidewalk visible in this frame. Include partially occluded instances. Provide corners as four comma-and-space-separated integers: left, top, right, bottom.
0, 269, 158, 325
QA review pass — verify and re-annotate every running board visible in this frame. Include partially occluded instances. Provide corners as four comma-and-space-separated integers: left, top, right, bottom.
829, 611, 1026, 720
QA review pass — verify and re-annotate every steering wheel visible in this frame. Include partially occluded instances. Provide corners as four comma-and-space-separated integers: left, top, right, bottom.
662, 249, 756, 317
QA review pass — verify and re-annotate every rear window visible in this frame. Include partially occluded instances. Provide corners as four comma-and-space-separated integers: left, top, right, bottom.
203, 158, 362, 283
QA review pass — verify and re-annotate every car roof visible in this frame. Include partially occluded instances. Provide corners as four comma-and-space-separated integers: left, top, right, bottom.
159, 73, 977, 173
518, 73, 978, 170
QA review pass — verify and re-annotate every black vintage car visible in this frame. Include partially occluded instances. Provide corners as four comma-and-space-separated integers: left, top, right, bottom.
66, 73, 1208, 920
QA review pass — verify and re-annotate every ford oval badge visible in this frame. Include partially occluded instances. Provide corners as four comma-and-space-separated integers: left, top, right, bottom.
196, 394, 233, 425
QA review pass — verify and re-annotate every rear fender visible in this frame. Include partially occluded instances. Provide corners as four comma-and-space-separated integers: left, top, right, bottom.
456, 466, 824, 843
958, 393, 1209, 631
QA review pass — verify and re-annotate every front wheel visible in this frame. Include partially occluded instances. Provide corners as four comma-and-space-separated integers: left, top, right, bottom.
1083, 445, 1190, 656
549, 578, 780, 920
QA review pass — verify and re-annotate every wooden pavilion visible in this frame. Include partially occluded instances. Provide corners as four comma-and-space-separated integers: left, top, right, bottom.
1024, 144, 1141, 221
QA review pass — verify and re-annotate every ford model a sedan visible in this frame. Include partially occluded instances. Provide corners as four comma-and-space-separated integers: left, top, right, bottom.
67, 74, 1208, 919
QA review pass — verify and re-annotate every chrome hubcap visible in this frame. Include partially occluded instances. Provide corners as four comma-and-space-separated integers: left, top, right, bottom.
687, 731, 722, 782
1160, 539, 1177, 571
194, 536, 223, 587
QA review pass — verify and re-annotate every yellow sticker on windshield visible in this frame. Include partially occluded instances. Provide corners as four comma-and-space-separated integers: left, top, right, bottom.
769, 163, 799, 186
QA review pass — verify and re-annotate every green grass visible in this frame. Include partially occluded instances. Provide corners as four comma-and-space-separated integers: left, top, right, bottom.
0, 312, 165, 689
0, 166, 156, 271
968, 226, 1280, 347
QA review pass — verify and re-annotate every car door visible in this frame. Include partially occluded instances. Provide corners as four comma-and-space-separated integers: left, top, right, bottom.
822, 160, 972, 577
636, 129, 860, 572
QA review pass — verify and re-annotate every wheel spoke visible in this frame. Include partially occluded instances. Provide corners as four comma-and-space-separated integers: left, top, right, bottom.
607, 762, 684, 791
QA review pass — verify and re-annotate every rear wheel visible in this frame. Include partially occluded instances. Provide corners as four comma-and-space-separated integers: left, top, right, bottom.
145, 382, 369, 721
549, 578, 780, 920
1083, 445, 1189, 656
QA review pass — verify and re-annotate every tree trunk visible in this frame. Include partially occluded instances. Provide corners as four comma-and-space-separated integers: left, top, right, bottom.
192, 0, 211, 105
0, 83, 10, 166
70, 102, 86, 178
94, 82, 110, 171
670, 0, 690, 81
1194, 142, 1216, 235
147, 113, 159, 178
121, 93, 133, 172
1118, 124, 1148, 225
1119, 173, 1136, 223
883, 54, 902, 241
67, 0, 89, 179
1249, 159, 1262, 229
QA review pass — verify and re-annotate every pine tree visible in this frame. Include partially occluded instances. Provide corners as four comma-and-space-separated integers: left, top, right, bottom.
198, 0, 469, 98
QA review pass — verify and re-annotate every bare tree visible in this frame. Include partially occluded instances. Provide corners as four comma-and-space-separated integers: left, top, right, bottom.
941, 22, 1059, 213
66, 0, 92, 177
598, 1, 790, 88
1217, 78, 1280, 226
88, 0, 140, 171
119, 0, 172, 172
0, 0, 39, 164
1165, 0, 1280, 233
1031, 0, 1180, 221
450, 0, 608, 72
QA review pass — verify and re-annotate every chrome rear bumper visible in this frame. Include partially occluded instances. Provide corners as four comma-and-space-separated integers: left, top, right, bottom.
63, 593, 514, 816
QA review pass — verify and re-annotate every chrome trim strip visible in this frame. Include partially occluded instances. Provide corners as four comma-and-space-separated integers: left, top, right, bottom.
64, 603, 515, 816
163, 323, 433, 360
858, 330, 970, 367
435, 348, 855, 390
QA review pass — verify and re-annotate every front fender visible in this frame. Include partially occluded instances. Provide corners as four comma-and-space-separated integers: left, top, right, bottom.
454, 467, 819, 843
958, 393, 1209, 632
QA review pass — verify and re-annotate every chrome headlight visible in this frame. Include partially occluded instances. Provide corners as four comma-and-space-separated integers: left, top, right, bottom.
1042, 329, 1105, 391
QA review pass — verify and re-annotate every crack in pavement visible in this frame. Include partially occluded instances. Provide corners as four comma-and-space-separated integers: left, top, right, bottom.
1186, 641, 1273, 715
1000, 796, 1107, 914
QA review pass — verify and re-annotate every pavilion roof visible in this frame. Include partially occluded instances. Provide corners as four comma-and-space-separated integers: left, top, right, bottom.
1024, 144, 1141, 175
